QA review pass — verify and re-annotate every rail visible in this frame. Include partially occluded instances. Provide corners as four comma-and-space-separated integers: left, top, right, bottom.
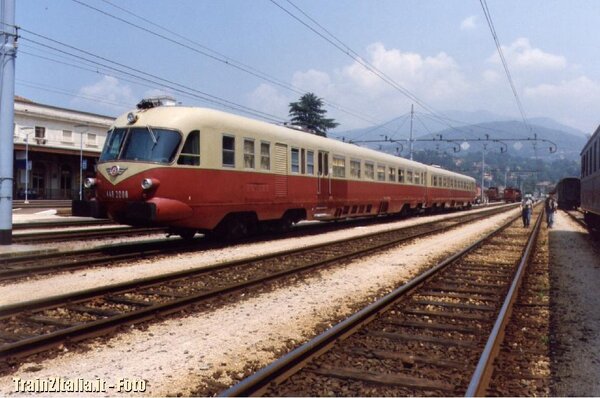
465, 208, 543, 396
220, 208, 541, 396
0, 205, 516, 362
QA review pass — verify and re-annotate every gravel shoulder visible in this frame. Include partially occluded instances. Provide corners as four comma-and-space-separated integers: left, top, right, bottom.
549, 211, 600, 396
0, 208, 518, 396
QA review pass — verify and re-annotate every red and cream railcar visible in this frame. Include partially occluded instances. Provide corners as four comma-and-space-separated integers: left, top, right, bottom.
75, 100, 477, 238
581, 126, 600, 229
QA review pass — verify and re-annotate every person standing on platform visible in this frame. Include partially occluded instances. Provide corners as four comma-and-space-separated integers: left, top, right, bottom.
521, 194, 533, 227
545, 193, 558, 228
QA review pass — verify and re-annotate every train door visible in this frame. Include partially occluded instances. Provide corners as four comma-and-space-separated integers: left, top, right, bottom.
273, 143, 288, 198
317, 150, 330, 201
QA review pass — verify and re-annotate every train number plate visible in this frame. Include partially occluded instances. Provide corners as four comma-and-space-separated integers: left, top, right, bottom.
105, 190, 129, 199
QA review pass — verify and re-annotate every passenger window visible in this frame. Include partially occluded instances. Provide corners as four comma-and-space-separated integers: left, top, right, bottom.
244, 139, 255, 169
350, 160, 361, 179
260, 142, 270, 170
332, 156, 346, 178
222, 135, 235, 167
398, 169, 405, 183
388, 167, 396, 182
407, 170, 413, 184
307, 151, 314, 175
177, 130, 200, 166
301, 149, 306, 174
376, 165, 385, 181
365, 162, 375, 180
291, 148, 300, 173
414, 172, 421, 185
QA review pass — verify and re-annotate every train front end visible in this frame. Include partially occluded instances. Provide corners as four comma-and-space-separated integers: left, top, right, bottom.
72, 99, 193, 229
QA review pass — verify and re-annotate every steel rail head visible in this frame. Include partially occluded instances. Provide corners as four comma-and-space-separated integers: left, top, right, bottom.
465, 208, 544, 397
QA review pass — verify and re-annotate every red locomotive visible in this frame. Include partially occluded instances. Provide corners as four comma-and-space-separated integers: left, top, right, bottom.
485, 186, 501, 202
503, 187, 522, 203
74, 98, 478, 239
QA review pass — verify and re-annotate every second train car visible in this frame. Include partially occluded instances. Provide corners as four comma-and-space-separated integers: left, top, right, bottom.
555, 177, 581, 210
581, 127, 600, 229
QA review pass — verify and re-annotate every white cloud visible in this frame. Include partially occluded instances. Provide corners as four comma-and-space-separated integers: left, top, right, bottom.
524, 76, 600, 131
291, 69, 333, 95
340, 42, 469, 102
246, 83, 291, 119
74, 76, 137, 112
488, 38, 567, 71
244, 40, 599, 133
245, 42, 472, 129
482, 69, 501, 83
460, 15, 477, 30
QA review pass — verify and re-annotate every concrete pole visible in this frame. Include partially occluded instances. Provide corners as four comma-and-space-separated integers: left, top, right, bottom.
79, 132, 83, 200
409, 104, 414, 160
24, 134, 28, 203
0, 0, 17, 245
481, 144, 486, 203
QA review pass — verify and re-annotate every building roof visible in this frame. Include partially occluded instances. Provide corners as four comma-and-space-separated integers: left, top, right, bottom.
15, 95, 116, 121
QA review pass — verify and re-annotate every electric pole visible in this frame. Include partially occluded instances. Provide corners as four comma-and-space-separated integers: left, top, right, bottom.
409, 104, 414, 160
0, 0, 17, 244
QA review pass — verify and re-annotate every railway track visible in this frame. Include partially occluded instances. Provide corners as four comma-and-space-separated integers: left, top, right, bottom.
221, 206, 544, 396
11, 226, 165, 244
12, 200, 72, 209
13, 219, 113, 230
485, 219, 551, 396
0, 237, 192, 281
0, 205, 516, 281
0, 205, 515, 363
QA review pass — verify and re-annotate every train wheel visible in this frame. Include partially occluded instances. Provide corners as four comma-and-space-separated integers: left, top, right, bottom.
213, 214, 255, 240
228, 218, 249, 240
278, 215, 293, 233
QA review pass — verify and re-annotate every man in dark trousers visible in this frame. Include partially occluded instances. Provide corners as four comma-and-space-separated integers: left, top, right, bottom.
521, 194, 533, 227
545, 193, 558, 228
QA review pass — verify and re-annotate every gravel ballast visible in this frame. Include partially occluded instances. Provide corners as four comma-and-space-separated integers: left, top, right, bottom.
0, 208, 519, 396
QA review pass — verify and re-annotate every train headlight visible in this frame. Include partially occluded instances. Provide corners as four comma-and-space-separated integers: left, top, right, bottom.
127, 112, 138, 124
141, 178, 160, 190
84, 178, 97, 188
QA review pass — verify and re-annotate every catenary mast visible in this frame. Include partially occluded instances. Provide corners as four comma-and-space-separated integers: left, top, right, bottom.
0, 0, 17, 244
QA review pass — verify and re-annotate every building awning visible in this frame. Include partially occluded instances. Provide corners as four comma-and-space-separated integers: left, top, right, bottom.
13, 143, 100, 158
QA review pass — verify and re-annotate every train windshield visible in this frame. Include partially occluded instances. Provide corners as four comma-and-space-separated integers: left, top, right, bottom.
99, 127, 181, 164
100, 128, 125, 162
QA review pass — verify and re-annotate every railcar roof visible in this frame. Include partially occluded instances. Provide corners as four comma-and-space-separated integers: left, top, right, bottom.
581, 124, 600, 154
115, 106, 474, 182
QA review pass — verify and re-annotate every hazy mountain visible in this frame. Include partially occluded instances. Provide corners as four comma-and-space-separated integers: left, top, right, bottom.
527, 117, 587, 138
336, 111, 586, 162
416, 121, 585, 162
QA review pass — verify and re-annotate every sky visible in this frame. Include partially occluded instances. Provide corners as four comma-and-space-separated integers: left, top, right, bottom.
9, 0, 600, 135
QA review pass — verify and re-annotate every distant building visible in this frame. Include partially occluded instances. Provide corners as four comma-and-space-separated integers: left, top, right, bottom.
13, 96, 114, 200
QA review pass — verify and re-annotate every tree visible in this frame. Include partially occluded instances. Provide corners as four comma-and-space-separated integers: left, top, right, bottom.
288, 93, 339, 137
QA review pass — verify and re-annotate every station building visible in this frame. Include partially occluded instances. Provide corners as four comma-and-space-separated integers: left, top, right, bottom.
13, 96, 114, 200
